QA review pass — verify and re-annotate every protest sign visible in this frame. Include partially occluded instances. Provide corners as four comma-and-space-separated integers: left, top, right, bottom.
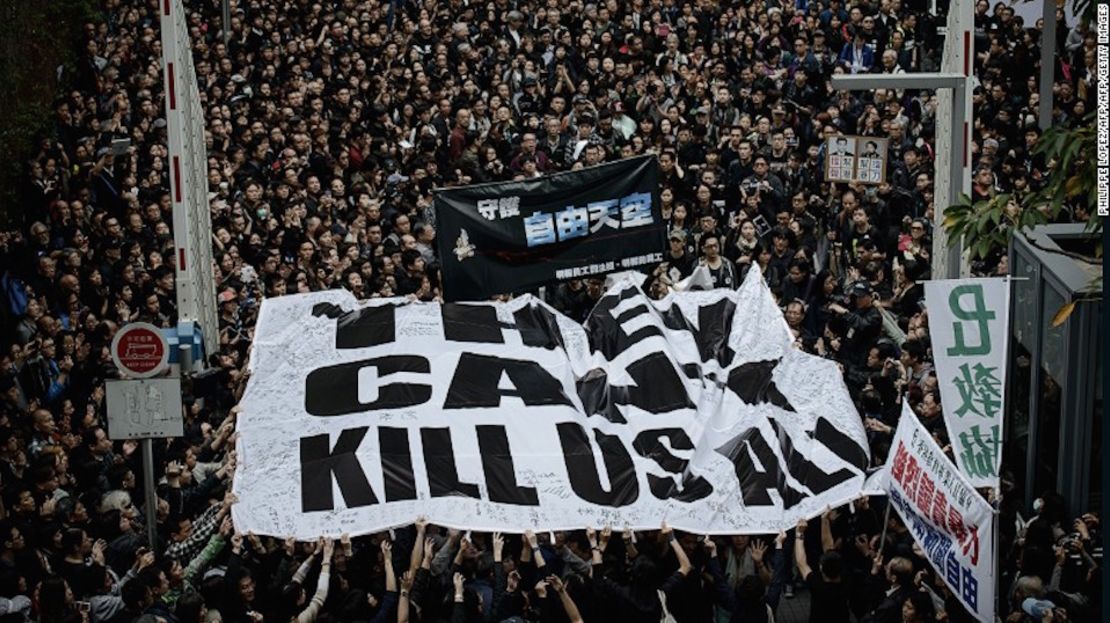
882, 403, 995, 623
824, 135, 889, 184
232, 269, 871, 538
434, 155, 664, 301
925, 278, 1009, 488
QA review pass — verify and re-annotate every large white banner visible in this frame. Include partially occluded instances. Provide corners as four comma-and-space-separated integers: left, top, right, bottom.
231, 269, 870, 538
924, 278, 1009, 488
882, 404, 995, 623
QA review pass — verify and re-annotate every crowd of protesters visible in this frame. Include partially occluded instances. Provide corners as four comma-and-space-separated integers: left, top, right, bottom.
0, 0, 1102, 622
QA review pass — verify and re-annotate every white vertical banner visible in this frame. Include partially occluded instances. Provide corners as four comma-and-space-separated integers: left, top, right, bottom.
882, 403, 995, 623
924, 278, 1009, 489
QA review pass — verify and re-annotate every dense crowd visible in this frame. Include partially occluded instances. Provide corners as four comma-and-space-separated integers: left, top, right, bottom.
0, 0, 1101, 622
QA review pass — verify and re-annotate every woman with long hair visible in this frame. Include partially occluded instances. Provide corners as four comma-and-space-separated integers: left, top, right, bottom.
37, 577, 78, 623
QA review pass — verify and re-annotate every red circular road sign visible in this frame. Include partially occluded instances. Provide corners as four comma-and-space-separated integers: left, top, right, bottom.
111, 323, 169, 378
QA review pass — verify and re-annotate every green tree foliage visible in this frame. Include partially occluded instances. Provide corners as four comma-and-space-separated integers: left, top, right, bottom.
944, 112, 1100, 262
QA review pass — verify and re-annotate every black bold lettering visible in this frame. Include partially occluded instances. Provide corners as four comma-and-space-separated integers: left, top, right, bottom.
632, 428, 713, 502
577, 352, 695, 423
769, 420, 855, 496
312, 303, 397, 349
511, 305, 564, 350
379, 427, 417, 502
584, 288, 664, 359
476, 425, 539, 506
714, 427, 806, 508
300, 427, 377, 512
658, 298, 737, 366
812, 418, 870, 471
305, 356, 432, 416
557, 423, 639, 506
420, 428, 480, 499
624, 352, 696, 413
441, 303, 565, 350
442, 304, 504, 343
726, 360, 795, 411
444, 353, 574, 409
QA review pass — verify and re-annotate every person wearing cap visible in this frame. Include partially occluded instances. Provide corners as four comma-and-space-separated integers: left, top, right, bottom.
514, 75, 542, 117
826, 279, 882, 370
663, 229, 695, 283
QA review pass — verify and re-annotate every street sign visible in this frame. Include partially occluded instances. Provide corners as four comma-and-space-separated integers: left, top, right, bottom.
111, 323, 169, 378
105, 378, 184, 439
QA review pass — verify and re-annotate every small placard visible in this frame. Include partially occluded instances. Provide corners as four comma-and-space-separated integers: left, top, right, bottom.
106, 378, 184, 439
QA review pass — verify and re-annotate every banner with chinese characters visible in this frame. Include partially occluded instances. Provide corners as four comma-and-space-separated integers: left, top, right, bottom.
434, 155, 664, 301
882, 403, 995, 623
924, 278, 1009, 489
232, 268, 872, 538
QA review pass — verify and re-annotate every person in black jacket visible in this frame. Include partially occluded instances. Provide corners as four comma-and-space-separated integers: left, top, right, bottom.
863, 555, 917, 623
829, 281, 884, 370
587, 524, 665, 623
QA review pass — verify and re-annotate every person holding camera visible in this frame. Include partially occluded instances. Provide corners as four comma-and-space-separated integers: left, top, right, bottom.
826, 281, 883, 373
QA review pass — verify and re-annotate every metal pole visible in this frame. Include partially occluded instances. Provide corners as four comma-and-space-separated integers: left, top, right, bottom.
142, 437, 159, 548
1038, 0, 1056, 129
180, 343, 193, 376
878, 500, 893, 553
222, 0, 231, 45
946, 83, 967, 278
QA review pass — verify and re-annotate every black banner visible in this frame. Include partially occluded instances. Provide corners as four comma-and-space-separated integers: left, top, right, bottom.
434, 156, 664, 301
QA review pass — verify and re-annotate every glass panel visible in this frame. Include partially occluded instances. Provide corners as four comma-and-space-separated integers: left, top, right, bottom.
1032, 285, 1067, 502
1033, 366, 1062, 502
1012, 251, 1038, 351
1041, 286, 1067, 383
1005, 338, 1033, 510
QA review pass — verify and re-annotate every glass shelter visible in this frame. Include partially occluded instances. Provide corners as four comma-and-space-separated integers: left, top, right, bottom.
1006, 224, 1102, 519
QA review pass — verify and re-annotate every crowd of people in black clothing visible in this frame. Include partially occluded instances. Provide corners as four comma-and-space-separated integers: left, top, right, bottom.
0, 0, 1102, 622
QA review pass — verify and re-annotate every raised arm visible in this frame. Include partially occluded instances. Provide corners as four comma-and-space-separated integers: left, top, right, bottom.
663, 522, 692, 576
586, 527, 602, 567
410, 517, 429, 574
750, 539, 772, 586
368, 540, 399, 623
421, 537, 434, 571
295, 538, 333, 623
525, 530, 545, 569
794, 519, 812, 580
293, 539, 321, 584
765, 530, 789, 609
820, 508, 836, 553
383, 539, 396, 592
547, 575, 584, 623
398, 571, 414, 623
622, 526, 639, 560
